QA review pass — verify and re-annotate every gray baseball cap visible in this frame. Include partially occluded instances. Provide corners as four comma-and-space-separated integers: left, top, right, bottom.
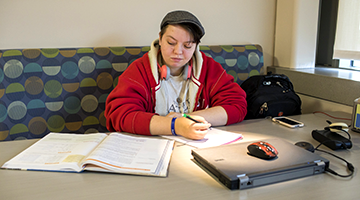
160, 10, 205, 39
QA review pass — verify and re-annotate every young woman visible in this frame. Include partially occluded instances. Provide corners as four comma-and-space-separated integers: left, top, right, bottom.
105, 10, 247, 140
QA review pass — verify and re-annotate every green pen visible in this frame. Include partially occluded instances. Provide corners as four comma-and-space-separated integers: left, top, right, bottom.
182, 114, 212, 129
183, 113, 201, 123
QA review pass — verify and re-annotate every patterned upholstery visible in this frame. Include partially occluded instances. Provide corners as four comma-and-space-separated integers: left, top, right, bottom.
0, 45, 263, 141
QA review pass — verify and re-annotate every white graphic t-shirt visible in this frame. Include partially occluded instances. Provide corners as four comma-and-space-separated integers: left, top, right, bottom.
155, 74, 189, 116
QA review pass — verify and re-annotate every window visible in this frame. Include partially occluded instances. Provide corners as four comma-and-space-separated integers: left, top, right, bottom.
338, 59, 360, 70
317, 0, 360, 71
334, 0, 360, 70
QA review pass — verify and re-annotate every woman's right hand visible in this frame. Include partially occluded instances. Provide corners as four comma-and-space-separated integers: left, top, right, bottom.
174, 115, 211, 140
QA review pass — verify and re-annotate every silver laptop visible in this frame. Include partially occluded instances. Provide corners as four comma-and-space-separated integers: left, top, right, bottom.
191, 138, 329, 190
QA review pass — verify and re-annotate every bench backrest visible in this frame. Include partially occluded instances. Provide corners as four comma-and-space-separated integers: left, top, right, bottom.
0, 45, 263, 141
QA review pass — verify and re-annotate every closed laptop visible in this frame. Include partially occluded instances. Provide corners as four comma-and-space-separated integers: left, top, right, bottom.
192, 138, 329, 190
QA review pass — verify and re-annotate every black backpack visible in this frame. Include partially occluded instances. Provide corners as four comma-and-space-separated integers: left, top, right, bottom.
240, 72, 302, 119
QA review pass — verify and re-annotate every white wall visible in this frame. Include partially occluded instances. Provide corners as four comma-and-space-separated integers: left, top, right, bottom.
0, 0, 276, 68
1, 0, 353, 114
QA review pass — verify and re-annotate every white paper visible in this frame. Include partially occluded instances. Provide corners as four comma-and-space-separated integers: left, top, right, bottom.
162, 128, 242, 148
83, 132, 173, 175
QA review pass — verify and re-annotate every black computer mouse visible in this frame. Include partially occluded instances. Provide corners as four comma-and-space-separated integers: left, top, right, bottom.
247, 141, 278, 160
294, 141, 315, 152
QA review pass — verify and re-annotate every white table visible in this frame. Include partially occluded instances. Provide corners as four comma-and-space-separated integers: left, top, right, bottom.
1, 112, 359, 200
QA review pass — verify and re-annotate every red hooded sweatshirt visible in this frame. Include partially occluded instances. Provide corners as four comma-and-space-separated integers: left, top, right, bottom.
105, 40, 247, 135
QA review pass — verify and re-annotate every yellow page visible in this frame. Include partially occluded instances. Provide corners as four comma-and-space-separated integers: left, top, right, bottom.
1, 133, 107, 172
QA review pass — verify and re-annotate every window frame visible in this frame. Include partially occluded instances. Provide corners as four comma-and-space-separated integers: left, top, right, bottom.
316, 0, 339, 68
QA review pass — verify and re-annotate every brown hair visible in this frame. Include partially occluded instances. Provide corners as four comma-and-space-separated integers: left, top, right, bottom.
159, 23, 202, 44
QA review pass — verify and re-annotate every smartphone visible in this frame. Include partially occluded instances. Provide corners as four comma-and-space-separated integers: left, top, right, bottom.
272, 116, 304, 128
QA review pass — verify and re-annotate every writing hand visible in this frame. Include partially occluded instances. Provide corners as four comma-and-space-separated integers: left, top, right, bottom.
174, 115, 211, 140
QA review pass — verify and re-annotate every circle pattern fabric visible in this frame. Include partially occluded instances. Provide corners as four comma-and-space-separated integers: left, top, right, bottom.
0, 45, 263, 141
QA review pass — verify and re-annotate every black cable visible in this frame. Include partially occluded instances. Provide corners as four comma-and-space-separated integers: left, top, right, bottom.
315, 149, 354, 178
340, 129, 351, 140
312, 120, 355, 178
314, 143, 354, 178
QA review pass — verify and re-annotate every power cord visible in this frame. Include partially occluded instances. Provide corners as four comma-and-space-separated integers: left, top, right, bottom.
308, 114, 354, 177
313, 132, 354, 178
313, 111, 352, 121
313, 144, 354, 177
